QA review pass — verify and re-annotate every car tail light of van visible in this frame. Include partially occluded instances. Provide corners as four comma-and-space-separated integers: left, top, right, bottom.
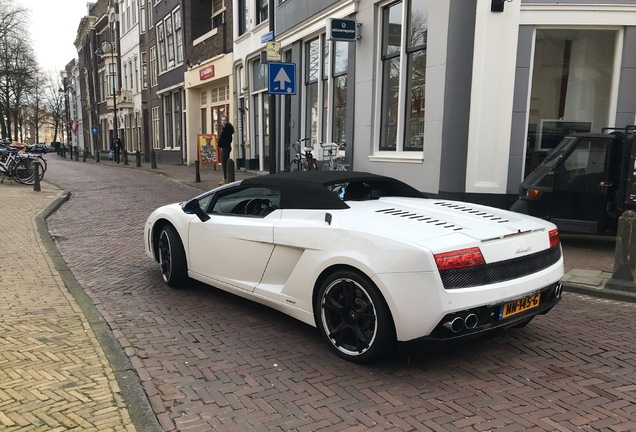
434, 247, 486, 271
549, 229, 560, 248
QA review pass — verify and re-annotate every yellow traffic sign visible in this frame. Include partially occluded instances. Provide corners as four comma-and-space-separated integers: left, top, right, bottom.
266, 41, 281, 61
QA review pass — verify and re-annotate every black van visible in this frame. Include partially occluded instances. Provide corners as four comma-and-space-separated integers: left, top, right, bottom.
511, 126, 636, 235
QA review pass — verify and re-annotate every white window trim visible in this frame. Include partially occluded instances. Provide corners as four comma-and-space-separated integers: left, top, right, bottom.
372, 0, 424, 159
520, 4, 636, 26
212, 1, 226, 18
193, 28, 218, 46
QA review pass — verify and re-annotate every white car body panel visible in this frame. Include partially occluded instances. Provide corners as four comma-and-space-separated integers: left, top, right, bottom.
145, 179, 563, 346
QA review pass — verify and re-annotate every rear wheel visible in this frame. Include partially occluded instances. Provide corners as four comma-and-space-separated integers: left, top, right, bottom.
315, 270, 395, 363
12, 159, 35, 184
158, 225, 188, 287
23, 158, 45, 181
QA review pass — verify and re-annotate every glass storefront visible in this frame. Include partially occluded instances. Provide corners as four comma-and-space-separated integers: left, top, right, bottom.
525, 29, 617, 175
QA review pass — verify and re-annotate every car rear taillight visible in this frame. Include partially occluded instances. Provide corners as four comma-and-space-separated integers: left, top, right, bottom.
549, 229, 560, 248
434, 247, 486, 271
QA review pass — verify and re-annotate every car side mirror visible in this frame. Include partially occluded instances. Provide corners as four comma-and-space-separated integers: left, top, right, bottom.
183, 199, 210, 222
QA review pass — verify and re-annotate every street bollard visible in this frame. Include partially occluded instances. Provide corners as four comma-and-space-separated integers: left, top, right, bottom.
605, 211, 636, 292
82, 148, 87, 162
33, 160, 41, 192
227, 158, 235, 183
75, 147, 79, 161
136, 150, 141, 167
123, 149, 129, 165
150, 150, 157, 169
195, 160, 201, 183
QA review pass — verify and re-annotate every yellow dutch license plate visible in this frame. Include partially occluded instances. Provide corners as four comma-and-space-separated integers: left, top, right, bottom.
500, 293, 541, 319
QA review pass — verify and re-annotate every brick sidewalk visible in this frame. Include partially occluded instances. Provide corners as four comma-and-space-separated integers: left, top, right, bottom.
0, 181, 136, 431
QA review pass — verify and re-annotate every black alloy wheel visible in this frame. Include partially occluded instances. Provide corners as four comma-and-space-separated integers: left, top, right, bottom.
316, 270, 395, 363
158, 225, 187, 287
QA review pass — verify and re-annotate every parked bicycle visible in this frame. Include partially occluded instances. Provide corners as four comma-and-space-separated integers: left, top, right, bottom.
285, 138, 318, 172
0, 143, 46, 185
320, 142, 348, 171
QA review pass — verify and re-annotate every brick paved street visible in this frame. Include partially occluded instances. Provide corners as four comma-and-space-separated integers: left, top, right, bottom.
0, 180, 135, 431
41, 156, 636, 431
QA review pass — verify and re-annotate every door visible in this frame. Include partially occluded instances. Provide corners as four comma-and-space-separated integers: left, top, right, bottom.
550, 137, 613, 233
187, 185, 280, 291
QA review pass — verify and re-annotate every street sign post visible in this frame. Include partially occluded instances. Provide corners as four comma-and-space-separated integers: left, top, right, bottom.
92, 125, 99, 135
268, 62, 296, 95
261, 31, 274, 43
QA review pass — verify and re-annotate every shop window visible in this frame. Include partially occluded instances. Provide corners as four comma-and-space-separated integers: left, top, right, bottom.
305, 38, 320, 145
525, 29, 617, 175
332, 41, 348, 144
152, 107, 160, 149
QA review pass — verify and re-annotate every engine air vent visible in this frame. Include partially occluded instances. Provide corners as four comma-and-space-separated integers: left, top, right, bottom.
376, 208, 463, 231
433, 202, 509, 223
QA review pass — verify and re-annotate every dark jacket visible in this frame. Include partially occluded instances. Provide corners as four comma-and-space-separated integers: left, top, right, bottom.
218, 123, 234, 148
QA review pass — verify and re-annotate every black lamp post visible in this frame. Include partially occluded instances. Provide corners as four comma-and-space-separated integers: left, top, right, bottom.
96, 40, 119, 163
58, 76, 71, 158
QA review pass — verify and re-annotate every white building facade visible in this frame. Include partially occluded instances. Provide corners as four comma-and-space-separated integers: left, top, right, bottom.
119, 0, 142, 154
228, 0, 635, 207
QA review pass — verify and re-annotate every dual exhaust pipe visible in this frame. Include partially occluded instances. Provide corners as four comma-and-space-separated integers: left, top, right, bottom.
443, 313, 479, 334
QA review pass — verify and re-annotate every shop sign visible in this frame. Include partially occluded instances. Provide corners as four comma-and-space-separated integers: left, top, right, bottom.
199, 65, 215, 81
327, 18, 357, 42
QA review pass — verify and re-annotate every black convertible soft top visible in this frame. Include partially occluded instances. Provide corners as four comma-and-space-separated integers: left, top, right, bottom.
242, 171, 426, 210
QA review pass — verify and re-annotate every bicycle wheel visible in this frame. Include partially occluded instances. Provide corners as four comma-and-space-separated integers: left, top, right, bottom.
11, 159, 35, 184
22, 157, 45, 181
37, 156, 47, 173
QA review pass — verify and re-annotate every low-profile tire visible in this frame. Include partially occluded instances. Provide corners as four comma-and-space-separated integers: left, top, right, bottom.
157, 225, 188, 287
315, 270, 395, 363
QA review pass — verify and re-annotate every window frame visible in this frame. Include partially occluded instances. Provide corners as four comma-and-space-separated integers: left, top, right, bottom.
256, 0, 268, 25
149, 46, 157, 87
375, 0, 426, 157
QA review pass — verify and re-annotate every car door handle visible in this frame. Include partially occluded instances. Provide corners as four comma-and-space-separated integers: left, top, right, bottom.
600, 182, 612, 187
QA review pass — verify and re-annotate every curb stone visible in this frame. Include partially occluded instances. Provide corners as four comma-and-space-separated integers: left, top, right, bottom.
36, 189, 163, 432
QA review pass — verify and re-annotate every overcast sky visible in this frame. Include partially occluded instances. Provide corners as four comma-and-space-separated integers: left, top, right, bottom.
17, 0, 88, 73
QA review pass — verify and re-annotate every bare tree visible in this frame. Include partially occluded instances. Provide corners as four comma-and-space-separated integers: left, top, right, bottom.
43, 71, 65, 143
23, 65, 47, 143
0, 0, 31, 140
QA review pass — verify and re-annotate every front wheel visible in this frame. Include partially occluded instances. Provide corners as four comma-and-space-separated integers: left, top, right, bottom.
158, 225, 188, 287
315, 270, 395, 363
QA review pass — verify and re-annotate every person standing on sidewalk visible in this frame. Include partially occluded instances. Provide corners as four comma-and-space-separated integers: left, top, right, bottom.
116, 136, 123, 164
218, 116, 234, 185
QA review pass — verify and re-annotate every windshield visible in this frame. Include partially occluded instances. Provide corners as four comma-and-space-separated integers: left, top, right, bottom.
540, 136, 578, 169
522, 136, 579, 186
